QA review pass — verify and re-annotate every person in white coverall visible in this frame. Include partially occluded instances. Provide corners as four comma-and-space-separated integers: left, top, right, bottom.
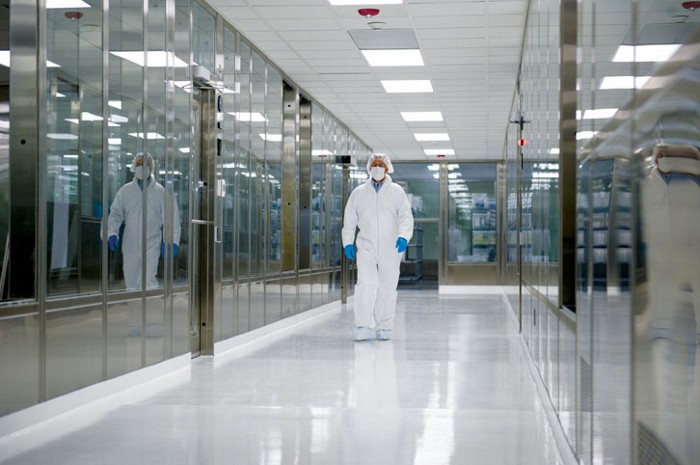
107, 153, 181, 290
342, 153, 414, 341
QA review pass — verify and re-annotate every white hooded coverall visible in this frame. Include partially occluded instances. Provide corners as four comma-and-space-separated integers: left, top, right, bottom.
342, 174, 414, 331
107, 178, 181, 289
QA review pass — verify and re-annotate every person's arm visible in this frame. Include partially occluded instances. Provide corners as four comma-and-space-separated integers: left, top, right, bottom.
171, 192, 181, 246
342, 189, 359, 248
106, 189, 125, 239
397, 188, 414, 243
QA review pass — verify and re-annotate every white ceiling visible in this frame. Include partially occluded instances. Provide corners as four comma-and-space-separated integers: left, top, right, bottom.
207, 0, 528, 161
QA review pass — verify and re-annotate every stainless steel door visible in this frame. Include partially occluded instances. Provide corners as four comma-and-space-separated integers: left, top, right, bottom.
190, 86, 221, 356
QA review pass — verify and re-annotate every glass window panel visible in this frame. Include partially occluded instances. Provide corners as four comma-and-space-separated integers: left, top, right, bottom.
447, 163, 497, 263
107, 0, 145, 291
249, 52, 265, 277
266, 66, 283, 273
46, 3, 103, 296
173, 0, 191, 286
193, 2, 215, 75
236, 42, 251, 279
222, 27, 236, 281
146, 0, 167, 290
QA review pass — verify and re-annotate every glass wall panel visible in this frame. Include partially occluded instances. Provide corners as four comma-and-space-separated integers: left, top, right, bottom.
193, 2, 215, 75
45, 3, 104, 296
250, 51, 265, 277
447, 163, 497, 263
237, 41, 251, 279
221, 28, 236, 281
394, 163, 440, 283
266, 66, 282, 274
173, 0, 191, 287
107, 0, 145, 292
0, 5, 9, 302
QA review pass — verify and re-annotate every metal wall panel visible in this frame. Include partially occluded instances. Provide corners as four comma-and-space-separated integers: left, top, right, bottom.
106, 299, 143, 379
45, 306, 103, 400
281, 84, 298, 271
0, 312, 40, 415
298, 97, 312, 271
144, 296, 165, 367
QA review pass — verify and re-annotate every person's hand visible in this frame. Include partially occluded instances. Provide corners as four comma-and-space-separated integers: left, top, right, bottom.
395, 237, 408, 253
344, 245, 356, 261
108, 235, 118, 252
161, 243, 179, 258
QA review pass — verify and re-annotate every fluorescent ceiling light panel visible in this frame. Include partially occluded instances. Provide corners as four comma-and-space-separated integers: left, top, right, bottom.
111, 51, 188, 68
576, 131, 597, 140
612, 44, 681, 62
329, 0, 402, 4
108, 100, 122, 110
128, 132, 165, 140
259, 133, 282, 142
362, 50, 423, 67
414, 133, 450, 142
47, 133, 78, 140
47, 0, 91, 7
548, 148, 560, 155
108, 138, 122, 145
0, 51, 60, 68
577, 108, 618, 120
424, 149, 455, 156
600, 76, 651, 89
381, 80, 433, 93
401, 112, 443, 122
312, 149, 334, 156
230, 112, 267, 123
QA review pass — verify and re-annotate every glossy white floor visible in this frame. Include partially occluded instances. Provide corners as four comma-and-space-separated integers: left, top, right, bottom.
0, 291, 568, 465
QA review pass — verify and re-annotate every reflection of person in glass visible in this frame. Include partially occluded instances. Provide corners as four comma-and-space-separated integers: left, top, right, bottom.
342, 153, 414, 341
107, 153, 181, 289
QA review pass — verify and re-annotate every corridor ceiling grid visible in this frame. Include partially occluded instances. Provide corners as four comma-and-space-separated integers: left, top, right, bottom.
209, 0, 528, 161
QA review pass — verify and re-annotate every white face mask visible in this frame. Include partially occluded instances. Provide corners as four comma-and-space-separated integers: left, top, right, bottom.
134, 166, 149, 181
370, 166, 386, 181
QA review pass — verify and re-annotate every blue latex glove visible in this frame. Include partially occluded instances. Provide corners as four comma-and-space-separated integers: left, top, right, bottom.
160, 243, 179, 258
344, 245, 356, 261
395, 237, 408, 253
108, 235, 118, 252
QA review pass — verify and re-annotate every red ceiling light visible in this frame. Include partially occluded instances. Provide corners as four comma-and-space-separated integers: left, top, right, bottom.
358, 8, 380, 18
682, 1, 700, 9
436, 154, 446, 158
64, 11, 84, 20
517, 138, 529, 147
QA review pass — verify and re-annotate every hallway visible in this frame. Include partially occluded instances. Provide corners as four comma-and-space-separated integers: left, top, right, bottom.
0, 292, 566, 465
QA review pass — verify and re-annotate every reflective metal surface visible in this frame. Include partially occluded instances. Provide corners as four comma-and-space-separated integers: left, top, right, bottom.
0, 0, 369, 418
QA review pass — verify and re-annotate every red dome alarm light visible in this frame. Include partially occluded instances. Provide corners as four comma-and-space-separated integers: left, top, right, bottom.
358, 8, 380, 18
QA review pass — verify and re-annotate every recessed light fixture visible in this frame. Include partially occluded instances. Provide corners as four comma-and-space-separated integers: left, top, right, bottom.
312, 149, 334, 156
0, 51, 60, 68
128, 132, 165, 140
576, 131, 597, 140
414, 133, 450, 141
612, 44, 681, 63
47, 133, 79, 140
401, 112, 443, 122
381, 80, 433, 93
230, 112, 267, 123
47, 0, 91, 7
328, 0, 402, 4
424, 149, 455, 156
362, 50, 424, 67
600, 76, 651, 89
111, 51, 188, 68
259, 133, 282, 142
548, 148, 560, 155
577, 108, 618, 120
